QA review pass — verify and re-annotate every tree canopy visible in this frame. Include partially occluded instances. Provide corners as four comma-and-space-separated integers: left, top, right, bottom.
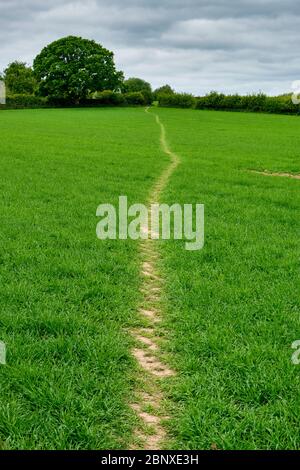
4, 61, 36, 95
154, 84, 175, 99
33, 36, 124, 102
123, 77, 151, 93
123, 77, 153, 103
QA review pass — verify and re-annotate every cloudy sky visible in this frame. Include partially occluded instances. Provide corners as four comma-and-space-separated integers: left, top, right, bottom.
0, 0, 299, 95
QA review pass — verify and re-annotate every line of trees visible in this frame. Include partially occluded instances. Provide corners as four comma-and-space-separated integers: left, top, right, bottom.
0, 36, 159, 108
1, 35, 299, 115
195, 91, 299, 115
152, 90, 299, 115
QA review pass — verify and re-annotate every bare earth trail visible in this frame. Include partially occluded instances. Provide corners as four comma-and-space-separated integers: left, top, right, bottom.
249, 170, 300, 180
129, 108, 180, 450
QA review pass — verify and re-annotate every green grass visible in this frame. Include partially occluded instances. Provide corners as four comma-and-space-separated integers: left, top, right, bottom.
0, 107, 167, 449
155, 108, 300, 450
1, 106, 300, 450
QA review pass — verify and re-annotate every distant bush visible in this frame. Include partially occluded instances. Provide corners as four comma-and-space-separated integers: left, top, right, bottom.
2, 89, 298, 116
195, 91, 300, 115
123, 92, 146, 106
0, 91, 148, 109
195, 91, 226, 110
1, 91, 128, 109
123, 78, 153, 104
154, 85, 175, 101
0, 94, 48, 109
4, 61, 37, 95
140, 89, 153, 105
267, 94, 299, 114
90, 90, 125, 106
158, 92, 196, 108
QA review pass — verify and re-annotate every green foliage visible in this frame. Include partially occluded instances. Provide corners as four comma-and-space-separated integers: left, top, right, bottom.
90, 90, 125, 105
195, 91, 227, 109
33, 36, 124, 103
196, 91, 300, 115
4, 61, 36, 95
0, 90, 148, 109
123, 77, 153, 104
123, 91, 146, 106
158, 92, 196, 108
123, 77, 151, 93
154, 84, 175, 100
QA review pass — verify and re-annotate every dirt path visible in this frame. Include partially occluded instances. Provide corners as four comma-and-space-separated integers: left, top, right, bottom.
129, 108, 180, 450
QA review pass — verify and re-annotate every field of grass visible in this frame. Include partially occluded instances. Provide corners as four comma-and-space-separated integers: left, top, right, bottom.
0, 108, 167, 449
156, 108, 300, 449
0, 106, 299, 450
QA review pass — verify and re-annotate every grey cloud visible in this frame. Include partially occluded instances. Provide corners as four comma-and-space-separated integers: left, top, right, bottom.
0, 0, 300, 95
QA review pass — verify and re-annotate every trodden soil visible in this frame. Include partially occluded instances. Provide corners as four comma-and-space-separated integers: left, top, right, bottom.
249, 170, 300, 180
129, 108, 180, 450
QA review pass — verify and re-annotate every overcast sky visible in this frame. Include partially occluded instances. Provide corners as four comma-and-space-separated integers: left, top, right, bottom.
0, 0, 299, 95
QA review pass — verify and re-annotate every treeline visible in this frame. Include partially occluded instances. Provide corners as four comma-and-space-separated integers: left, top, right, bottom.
152, 91, 299, 115
3, 86, 299, 117
195, 91, 299, 115
3, 91, 147, 109
3, 90, 299, 117
0, 35, 299, 116
0, 36, 155, 110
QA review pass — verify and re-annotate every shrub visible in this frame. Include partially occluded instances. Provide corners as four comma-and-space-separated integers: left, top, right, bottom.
123, 78, 153, 104
196, 92, 225, 110
158, 92, 196, 108
123, 92, 146, 106
90, 90, 125, 106
4, 61, 37, 95
140, 89, 153, 105
154, 85, 175, 101
1, 94, 48, 109
195, 91, 300, 115
240, 93, 267, 112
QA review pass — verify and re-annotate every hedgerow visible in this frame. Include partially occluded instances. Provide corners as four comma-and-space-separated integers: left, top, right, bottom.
0, 94, 48, 109
158, 92, 196, 108
195, 92, 300, 115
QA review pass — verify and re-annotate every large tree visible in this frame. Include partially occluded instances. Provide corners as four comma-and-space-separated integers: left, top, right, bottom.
4, 61, 36, 95
33, 36, 124, 102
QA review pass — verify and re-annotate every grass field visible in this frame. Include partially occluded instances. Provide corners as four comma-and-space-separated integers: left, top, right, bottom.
0, 108, 167, 449
156, 108, 300, 449
0, 107, 299, 449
